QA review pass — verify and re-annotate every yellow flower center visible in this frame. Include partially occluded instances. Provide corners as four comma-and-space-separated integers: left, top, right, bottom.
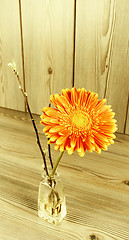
72, 113, 90, 129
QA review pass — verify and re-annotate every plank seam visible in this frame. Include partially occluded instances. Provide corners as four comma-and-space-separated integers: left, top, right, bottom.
104, 0, 117, 99
18, 0, 26, 112
124, 93, 129, 134
72, 0, 77, 87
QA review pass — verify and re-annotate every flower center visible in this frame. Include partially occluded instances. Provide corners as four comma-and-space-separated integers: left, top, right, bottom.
72, 113, 90, 129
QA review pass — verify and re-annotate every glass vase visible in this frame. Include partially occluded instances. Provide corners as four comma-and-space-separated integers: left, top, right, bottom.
38, 170, 66, 225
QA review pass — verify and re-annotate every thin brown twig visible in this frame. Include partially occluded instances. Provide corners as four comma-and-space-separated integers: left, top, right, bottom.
11, 67, 49, 176
47, 102, 53, 169
48, 139, 53, 169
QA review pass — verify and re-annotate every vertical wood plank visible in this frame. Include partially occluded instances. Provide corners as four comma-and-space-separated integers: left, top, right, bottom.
75, 0, 116, 98
0, 0, 24, 111
21, 0, 74, 114
75, 0, 99, 93
105, 0, 129, 133
74, 0, 129, 133
125, 95, 129, 134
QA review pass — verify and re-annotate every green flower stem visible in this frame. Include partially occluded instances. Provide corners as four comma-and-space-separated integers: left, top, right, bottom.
50, 151, 64, 177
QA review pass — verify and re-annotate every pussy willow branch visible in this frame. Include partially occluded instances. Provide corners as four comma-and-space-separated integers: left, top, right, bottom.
47, 103, 53, 169
12, 69, 49, 176
48, 139, 53, 169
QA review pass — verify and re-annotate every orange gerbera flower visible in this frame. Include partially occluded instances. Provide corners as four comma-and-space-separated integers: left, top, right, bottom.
40, 87, 117, 157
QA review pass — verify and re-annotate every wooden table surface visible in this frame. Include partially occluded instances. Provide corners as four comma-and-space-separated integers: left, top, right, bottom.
0, 107, 129, 240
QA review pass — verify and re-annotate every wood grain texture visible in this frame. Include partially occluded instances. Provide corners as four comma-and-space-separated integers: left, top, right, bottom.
21, 0, 74, 114
75, 0, 100, 93
74, 0, 129, 133
0, 0, 24, 111
105, 0, 129, 134
125, 94, 129, 134
0, 107, 129, 239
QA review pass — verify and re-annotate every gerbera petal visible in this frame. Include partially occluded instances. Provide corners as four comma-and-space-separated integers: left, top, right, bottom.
70, 136, 77, 148
42, 107, 61, 118
55, 94, 70, 109
49, 135, 58, 142
56, 136, 67, 145
40, 120, 53, 126
89, 95, 98, 109
78, 148, 85, 157
62, 88, 71, 102
78, 141, 85, 157
49, 125, 63, 133
50, 94, 58, 107
94, 137, 108, 149
68, 147, 74, 155
94, 142, 101, 154
84, 138, 95, 152
43, 125, 52, 132
94, 99, 107, 111
88, 135, 95, 144
71, 87, 78, 105
41, 87, 117, 156
100, 127, 117, 134
55, 144, 60, 150
58, 129, 69, 136
100, 125, 117, 133
99, 110, 115, 118
41, 117, 53, 124
109, 139, 114, 144
56, 105, 66, 114
86, 91, 96, 108
79, 88, 87, 105
49, 118, 59, 124
65, 138, 71, 150
100, 132, 116, 139
93, 132, 108, 143
76, 137, 85, 154
98, 107, 113, 116
59, 145, 65, 151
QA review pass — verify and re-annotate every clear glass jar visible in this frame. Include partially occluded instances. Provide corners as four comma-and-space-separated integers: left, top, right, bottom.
38, 170, 66, 225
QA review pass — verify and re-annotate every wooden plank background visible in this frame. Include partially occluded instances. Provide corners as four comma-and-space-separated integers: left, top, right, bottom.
21, 0, 74, 114
0, 0, 24, 111
0, 0, 129, 134
74, 0, 129, 134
